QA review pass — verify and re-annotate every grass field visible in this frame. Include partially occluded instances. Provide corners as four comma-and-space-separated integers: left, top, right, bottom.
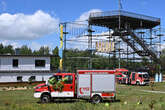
0, 83, 165, 110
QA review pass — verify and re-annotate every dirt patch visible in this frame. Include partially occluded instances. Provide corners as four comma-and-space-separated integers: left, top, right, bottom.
0, 87, 30, 91
140, 90, 165, 94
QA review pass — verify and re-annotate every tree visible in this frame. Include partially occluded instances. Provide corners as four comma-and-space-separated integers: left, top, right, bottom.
3, 45, 14, 54
0, 43, 4, 54
33, 50, 40, 55
32, 46, 50, 55
19, 45, 32, 55
52, 46, 59, 56
160, 49, 165, 74
51, 46, 60, 70
38, 46, 50, 55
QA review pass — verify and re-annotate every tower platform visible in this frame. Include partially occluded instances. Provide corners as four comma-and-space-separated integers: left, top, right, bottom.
89, 10, 160, 29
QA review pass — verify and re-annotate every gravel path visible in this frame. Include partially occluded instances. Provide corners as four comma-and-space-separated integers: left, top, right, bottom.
140, 90, 165, 94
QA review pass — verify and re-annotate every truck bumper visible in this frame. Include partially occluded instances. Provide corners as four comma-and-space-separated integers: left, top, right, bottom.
34, 92, 42, 98
141, 82, 149, 85
144, 82, 150, 85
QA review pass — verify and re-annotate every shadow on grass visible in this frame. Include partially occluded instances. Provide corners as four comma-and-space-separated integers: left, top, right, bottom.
37, 99, 78, 104
102, 99, 120, 103
37, 99, 120, 104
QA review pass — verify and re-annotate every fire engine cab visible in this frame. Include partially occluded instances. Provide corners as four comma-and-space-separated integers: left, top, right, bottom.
115, 68, 129, 84
129, 72, 150, 85
34, 70, 116, 104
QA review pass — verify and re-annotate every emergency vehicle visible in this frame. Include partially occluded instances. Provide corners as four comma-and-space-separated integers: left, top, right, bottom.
115, 69, 150, 85
129, 72, 150, 85
34, 70, 116, 104
115, 68, 129, 84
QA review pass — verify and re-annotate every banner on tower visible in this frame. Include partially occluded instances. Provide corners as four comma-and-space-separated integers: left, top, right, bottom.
96, 41, 114, 53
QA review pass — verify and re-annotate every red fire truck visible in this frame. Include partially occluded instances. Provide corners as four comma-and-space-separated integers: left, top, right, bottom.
129, 72, 150, 85
115, 68, 129, 84
34, 70, 116, 104
115, 69, 150, 85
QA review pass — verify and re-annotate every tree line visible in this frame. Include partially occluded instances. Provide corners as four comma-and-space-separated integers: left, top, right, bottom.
0, 43, 164, 75
0, 43, 52, 55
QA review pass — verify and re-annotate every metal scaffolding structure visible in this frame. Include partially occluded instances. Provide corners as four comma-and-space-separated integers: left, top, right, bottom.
61, 10, 164, 72
88, 10, 163, 70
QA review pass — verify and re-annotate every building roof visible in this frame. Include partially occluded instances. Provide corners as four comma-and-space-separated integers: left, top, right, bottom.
0, 70, 56, 74
0, 54, 58, 57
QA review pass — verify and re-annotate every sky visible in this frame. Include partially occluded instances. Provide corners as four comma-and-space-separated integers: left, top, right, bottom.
0, 0, 164, 51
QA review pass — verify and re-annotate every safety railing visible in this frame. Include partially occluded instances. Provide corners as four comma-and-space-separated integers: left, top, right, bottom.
90, 10, 160, 22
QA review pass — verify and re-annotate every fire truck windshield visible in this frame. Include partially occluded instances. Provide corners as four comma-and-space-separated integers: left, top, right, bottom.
143, 74, 149, 78
48, 75, 62, 85
139, 74, 149, 78
53, 75, 62, 81
122, 72, 128, 75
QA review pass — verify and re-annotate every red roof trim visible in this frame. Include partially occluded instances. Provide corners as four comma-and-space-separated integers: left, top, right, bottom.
77, 70, 116, 74
115, 68, 128, 72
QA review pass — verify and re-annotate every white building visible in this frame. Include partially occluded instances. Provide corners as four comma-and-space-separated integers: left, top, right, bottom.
0, 55, 54, 83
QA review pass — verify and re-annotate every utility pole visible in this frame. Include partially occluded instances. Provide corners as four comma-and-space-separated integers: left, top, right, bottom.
63, 23, 68, 72
118, 0, 122, 10
118, 0, 121, 30
88, 25, 94, 69
118, 0, 122, 69
118, 40, 121, 69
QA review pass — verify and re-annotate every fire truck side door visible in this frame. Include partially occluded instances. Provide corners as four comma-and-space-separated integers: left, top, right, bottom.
61, 75, 75, 97
77, 74, 91, 97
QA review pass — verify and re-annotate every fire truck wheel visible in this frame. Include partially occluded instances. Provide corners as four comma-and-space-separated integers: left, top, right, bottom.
112, 96, 116, 102
91, 95, 102, 104
117, 80, 122, 84
41, 94, 51, 103
136, 81, 140, 86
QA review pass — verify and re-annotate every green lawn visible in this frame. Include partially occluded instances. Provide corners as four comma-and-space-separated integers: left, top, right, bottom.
0, 83, 165, 110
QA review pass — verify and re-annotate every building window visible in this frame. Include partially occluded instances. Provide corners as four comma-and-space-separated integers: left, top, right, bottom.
13, 59, 18, 67
35, 60, 45, 67
17, 76, 22, 82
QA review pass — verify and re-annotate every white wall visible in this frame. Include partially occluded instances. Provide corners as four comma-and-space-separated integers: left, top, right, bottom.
0, 56, 50, 71
0, 73, 53, 82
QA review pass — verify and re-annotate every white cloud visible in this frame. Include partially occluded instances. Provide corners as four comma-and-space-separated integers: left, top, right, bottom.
31, 42, 41, 50
30, 42, 54, 51
0, 10, 60, 40
67, 30, 118, 50
67, 37, 88, 50
76, 9, 102, 22
65, 9, 103, 46
1, 40, 20, 49
160, 43, 165, 51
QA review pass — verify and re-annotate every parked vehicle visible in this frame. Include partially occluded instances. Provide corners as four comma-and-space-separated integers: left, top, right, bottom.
34, 70, 116, 104
115, 69, 150, 85
115, 68, 129, 84
129, 72, 150, 85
